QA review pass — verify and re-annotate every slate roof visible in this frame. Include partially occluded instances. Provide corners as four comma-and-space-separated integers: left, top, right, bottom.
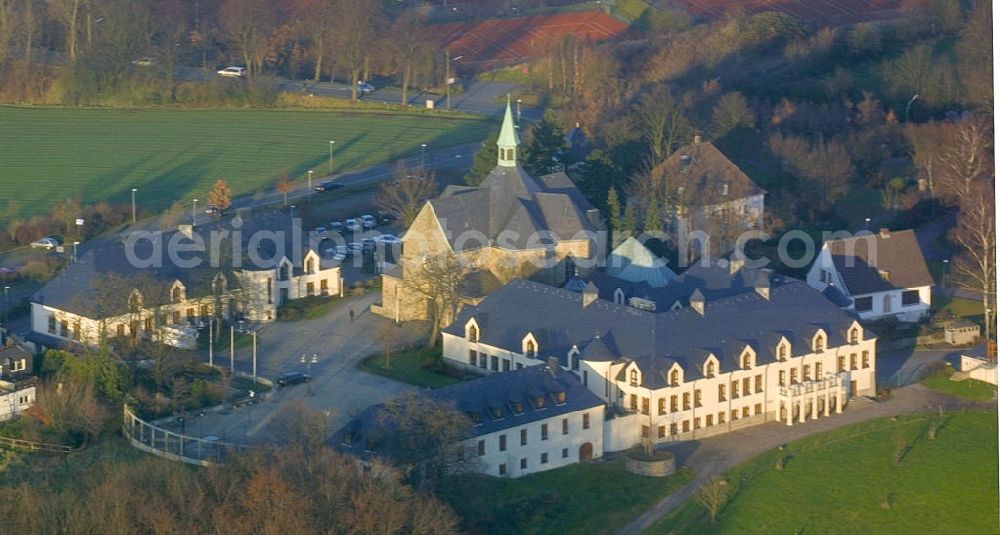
429, 165, 597, 252
823, 230, 933, 296
605, 237, 677, 288
656, 140, 765, 206
339, 364, 603, 443
445, 274, 866, 389
33, 215, 332, 318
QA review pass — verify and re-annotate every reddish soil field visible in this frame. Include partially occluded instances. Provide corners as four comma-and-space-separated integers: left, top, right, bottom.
671, 0, 901, 25
430, 11, 630, 71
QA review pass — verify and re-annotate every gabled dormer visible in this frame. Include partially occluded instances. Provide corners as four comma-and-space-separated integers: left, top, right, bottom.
847, 321, 862, 344
465, 318, 480, 342
703, 353, 719, 378
776, 336, 791, 362
303, 250, 320, 275
625, 361, 641, 387
568, 344, 580, 371
170, 280, 186, 303
813, 329, 828, 353
668, 362, 684, 386
522, 332, 538, 358
740, 345, 757, 370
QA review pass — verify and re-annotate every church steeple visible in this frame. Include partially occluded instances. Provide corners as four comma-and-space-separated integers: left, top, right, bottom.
496, 95, 519, 167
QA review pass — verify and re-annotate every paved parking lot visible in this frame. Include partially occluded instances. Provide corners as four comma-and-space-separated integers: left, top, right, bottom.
166, 293, 427, 444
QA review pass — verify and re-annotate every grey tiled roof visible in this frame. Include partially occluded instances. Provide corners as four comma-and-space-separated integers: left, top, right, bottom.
340, 364, 603, 442
656, 141, 765, 206
445, 274, 866, 389
429, 165, 596, 252
824, 230, 933, 295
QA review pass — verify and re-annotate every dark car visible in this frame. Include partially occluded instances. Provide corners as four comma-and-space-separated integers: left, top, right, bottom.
276, 372, 312, 386
314, 180, 344, 192
377, 211, 398, 225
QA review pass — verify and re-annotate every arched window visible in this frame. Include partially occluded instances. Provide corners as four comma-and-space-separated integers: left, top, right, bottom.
813, 332, 826, 352
306, 258, 315, 274
741, 352, 751, 369
468, 324, 479, 342
525, 339, 536, 357
849, 328, 859, 344
171, 286, 182, 303
706, 361, 715, 378
778, 343, 788, 361
670, 369, 680, 386
629, 369, 639, 386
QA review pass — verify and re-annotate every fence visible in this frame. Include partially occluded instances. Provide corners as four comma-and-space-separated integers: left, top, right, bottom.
122, 405, 250, 466
0, 435, 80, 453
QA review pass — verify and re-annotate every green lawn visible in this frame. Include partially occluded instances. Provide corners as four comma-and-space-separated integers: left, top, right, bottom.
359, 346, 464, 388
921, 364, 997, 401
647, 411, 999, 534
934, 296, 986, 321
0, 106, 493, 215
440, 461, 692, 535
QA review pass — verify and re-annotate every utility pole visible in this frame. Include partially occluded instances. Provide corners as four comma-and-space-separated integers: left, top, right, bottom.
445, 49, 451, 109
208, 317, 214, 367
131, 188, 138, 224
229, 324, 234, 374
252, 330, 257, 384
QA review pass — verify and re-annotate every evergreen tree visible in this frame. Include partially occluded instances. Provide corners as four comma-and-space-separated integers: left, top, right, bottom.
464, 133, 499, 186
622, 201, 636, 240
577, 149, 620, 210
606, 187, 622, 233
643, 198, 661, 233
523, 111, 567, 176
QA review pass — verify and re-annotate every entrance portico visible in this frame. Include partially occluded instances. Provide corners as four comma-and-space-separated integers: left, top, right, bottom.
778, 374, 846, 426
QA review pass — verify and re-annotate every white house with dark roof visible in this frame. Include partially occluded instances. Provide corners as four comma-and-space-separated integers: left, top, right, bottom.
807, 229, 933, 322
441, 266, 877, 451
338, 362, 605, 478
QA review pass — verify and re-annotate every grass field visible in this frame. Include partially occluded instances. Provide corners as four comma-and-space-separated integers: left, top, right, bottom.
647, 411, 999, 534
360, 346, 464, 388
921, 364, 997, 401
0, 106, 493, 215
440, 461, 692, 535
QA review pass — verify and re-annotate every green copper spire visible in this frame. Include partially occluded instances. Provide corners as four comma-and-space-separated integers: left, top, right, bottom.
496, 94, 519, 167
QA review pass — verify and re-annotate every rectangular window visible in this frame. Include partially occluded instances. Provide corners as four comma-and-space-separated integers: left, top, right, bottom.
816, 362, 823, 376
657, 425, 666, 438
490, 356, 499, 371
641, 425, 650, 438
499, 434, 506, 452
851, 354, 858, 370
804, 364, 811, 381
682, 420, 690, 433
641, 397, 650, 415
694, 417, 701, 429
658, 398, 666, 415
854, 296, 872, 312
742, 378, 751, 396
477, 440, 485, 456
320, 279, 328, 292
755, 374, 763, 393
902, 290, 919, 306
186, 307, 194, 319
706, 414, 714, 426
694, 389, 702, 408
838, 356, 846, 372
779, 370, 786, 386
521, 458, 527, 470
562, 418, 569, 435
468, 350, 477, 365
499, 464, 507, 476
541, 424, 548, 441
479, 353, 487, 369
731, 409, 739, 421
582, 413, 590, 430
562, 448, 569, 459
630, 394, 638, 412
306, 282, 315, 296
670, 395, 678, 412
862, 351, 870, 369
790, 369, 798, 384
503, 359, 511, 371
267, 278, 273, 304
541, 453, 548, 464
172, 311, 181, 324
731, 381, 739, 399
718, 384, 726, 402
144, 317, 153, 332
520, 429, 527, 446
742, 406, 750, 418
755, 403, 762, 415
670, 423, 678, 435
718, 411, 726, 424
682, 392, 691, 410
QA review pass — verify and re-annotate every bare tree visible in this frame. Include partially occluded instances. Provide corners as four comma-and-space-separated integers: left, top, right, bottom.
295, 0, 338, 82
49, 0, 86, 61
938, 117, 993, 206
697, 478, 729, 523
219, 0, 275, 79
388, 11, 432, 106
333, 0, 381, 103
268, 400, 329, 454
633, 87, 692, 162
375, 319, 403, 369
403, 252, 473, 346
951, 182, 996, 343
375, 163, 437, 227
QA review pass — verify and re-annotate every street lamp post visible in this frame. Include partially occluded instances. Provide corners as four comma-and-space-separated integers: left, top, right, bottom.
131, 188, 138, 224
905, 94, 919, 123
864, 217, 871, 232
208, 316, 214, 368
300, 353, 319, 396
421, 143, 427, 168
192, 199, 198, 227
330, 140, 336, 175
289, 205, 296, 223
72, 241, 79, 263
516, 99, 522, 123
251, 330, 257, 384
445, 52, 463, 109
942, 259, 949, 285
308, 170, 314, 203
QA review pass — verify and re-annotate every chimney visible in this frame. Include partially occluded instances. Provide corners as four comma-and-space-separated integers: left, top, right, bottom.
177, 224, 194, 239
690, 288, 705, 316
693, 133, 702, 145
548, 356, 560, 377
754, 271, 771, 301
582, 282, 599, 307
879, 228, 891, 239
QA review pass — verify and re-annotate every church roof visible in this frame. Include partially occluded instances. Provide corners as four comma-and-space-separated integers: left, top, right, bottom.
606, 237, 677, 288
656, 140, 765, 206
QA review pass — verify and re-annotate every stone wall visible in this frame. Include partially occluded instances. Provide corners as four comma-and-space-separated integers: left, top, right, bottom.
624, 450, 676, 477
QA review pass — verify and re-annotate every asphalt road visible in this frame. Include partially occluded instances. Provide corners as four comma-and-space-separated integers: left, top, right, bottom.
161, 292, 427, 444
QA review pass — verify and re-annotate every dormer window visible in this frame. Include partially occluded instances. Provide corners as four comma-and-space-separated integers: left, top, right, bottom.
467, 411, 481, 424
555, 391, 566, 405
813, 332, 826, 352
670, 369, 680, 386
525, 339, 536, 358
306, 258, 315, 275
741, 352, 751, 370
706, 361, 715, 378
171, 286, 182, 303
490, 407, 503, 420
533, 396, 545, 409
468, 324, 479, 342
778, 343, 788, 361
629, 369, 639, 386
849, 328, 859, 344
512, 401, 524, 414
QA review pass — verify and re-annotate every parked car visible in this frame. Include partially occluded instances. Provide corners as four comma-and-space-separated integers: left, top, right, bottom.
204, 204, 226, 217
30, 237, 60, 250
217, 66, 246, 78
377, 212, 397, 225
276, 372, 311, 386
324, 246, 347, 262
329, 221, 345, 233
361, 214, 377, 228
344, 219, 361, 232
314, 180, 344, 192
374, 233, 402, 245
357, 81, 376, 94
